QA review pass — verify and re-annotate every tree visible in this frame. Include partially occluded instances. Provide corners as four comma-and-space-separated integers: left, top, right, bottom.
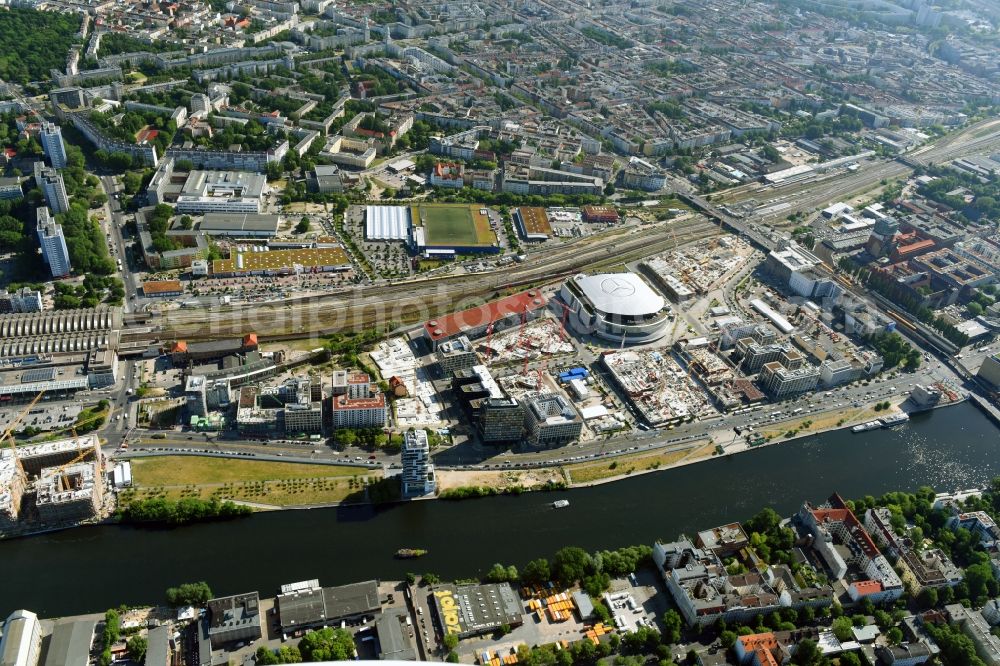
916, 586, 938, 610
126, 636, 147, 663
165, 581, 213, 606
552, 546, 593, 585
485, 563, 515, 583
840, 652, 862, 666
522, 558, 551, 585
442, 633, 459, 651
832, 616, 854, 642
257, 647, 280, 665
297, 216, 310, 233
792, 639, 820, 666
298, 627, 356, 662
662, 610, 683, 644
963, 562, 997, 606
886, 628, 903, 645
719, 631, 738, 648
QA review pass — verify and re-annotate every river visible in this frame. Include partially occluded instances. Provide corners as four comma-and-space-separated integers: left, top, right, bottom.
2, 402, 998, 617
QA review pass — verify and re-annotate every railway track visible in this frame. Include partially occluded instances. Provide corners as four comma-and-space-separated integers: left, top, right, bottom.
160, 218, 722, 340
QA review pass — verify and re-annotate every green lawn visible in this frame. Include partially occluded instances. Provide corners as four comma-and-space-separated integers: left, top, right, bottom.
418, 205, 478, 245
131, 455, 363, 486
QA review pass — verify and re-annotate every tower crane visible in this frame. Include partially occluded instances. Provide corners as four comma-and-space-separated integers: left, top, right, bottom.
0, 391, 45, 480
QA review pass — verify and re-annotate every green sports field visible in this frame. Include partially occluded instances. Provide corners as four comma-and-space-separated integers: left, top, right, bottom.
411, 204, 497, 247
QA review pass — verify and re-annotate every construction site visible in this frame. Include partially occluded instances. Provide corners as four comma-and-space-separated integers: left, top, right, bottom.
370, 337, 447, 427
1, 433, 108, 531
640, 236, 755, 301
601, 350, 717, 426
479, 318, 575, 367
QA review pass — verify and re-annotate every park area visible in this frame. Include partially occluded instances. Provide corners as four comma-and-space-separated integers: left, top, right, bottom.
125, 456, 387, 507
411, 204, 497, 248
564, 440, 715, 484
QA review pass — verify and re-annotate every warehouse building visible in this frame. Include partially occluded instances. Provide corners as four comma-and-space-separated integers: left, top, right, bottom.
142, 280, 184, 298
43, 619, 97, 666
0, 610, 41, 666
430, 584, 523, 639
211, 247, 351, 277
199, 213, 280, 237
206, 592, 262, 648
513, 207, 552, 241
275, 580, 381, 634
365, 205, 411, 241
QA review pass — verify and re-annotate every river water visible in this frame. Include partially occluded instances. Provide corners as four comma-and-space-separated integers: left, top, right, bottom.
2, 402, 998, 617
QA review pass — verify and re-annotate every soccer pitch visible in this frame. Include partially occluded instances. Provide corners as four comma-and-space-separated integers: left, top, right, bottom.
413, 204, 496, 247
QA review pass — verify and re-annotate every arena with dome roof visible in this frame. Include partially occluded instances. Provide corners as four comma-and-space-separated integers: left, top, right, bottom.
559, 272, 671, 344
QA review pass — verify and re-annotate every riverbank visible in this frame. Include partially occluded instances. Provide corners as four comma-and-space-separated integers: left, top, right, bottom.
3, 400, 997, 616
0, 397, 967, 544
129, 396, 963, 506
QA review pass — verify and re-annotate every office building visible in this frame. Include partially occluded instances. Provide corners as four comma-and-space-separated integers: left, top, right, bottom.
36, 207, 72, 277
0, 610, 41, 666
0, 288, 43, 314
35, 165, 70, 214
35, 459, 105, 522
758, 362, 819, 399
186, 375, 209, 417
401, 429, 435, 497
40, 123, 67, 169
236, 378, 322, 437
175, 170, 266, 214
476, 397, 523, 442
434, 335, 478, 375
523, 393, 582, 447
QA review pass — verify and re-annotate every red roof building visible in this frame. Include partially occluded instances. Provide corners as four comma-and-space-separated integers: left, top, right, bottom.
422, 289, 548, 348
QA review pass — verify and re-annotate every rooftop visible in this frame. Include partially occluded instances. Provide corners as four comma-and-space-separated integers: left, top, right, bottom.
423, 290, 547, 342
569, 272, 665, 317
142, 279, 183, 295
213, 247, 351, 274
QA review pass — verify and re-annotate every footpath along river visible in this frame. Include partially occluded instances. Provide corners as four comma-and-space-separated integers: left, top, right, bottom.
2, 401, 998, 616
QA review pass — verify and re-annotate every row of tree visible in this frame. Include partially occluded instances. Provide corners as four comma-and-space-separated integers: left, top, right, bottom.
118, 497, 252, 525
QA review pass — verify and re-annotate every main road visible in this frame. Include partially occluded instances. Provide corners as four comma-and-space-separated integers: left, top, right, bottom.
114, 351, 956, 471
